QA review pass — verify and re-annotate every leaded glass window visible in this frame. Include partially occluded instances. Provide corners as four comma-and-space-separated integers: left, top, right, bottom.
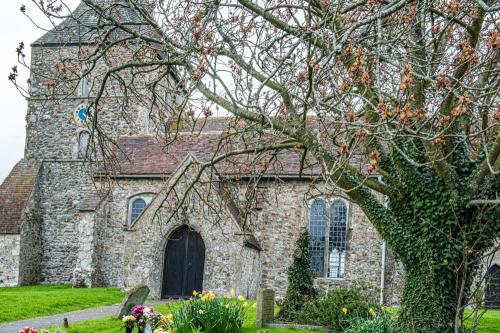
329, 200, 347, 278
130, 198, 146, 224
309, 198, 348, 278
309, 199, 327, 277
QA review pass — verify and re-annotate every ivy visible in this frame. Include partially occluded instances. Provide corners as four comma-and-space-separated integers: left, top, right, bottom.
279, 230, 317, 321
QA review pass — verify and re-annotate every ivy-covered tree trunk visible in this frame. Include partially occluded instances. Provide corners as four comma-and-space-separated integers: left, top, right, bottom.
379, 156, 499, 333
398, 266, 465, 332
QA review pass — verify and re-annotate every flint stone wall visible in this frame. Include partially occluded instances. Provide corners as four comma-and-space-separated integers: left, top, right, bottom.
94, 179, 164, 288
38, 161, 96, 283
18, 186, 43, 285
0, 235, 20, 286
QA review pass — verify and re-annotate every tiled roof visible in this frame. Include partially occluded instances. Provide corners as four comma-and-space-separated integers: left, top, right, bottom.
0, 159, 41, 234
32, 1, 156, 46
112, 132, 321, 177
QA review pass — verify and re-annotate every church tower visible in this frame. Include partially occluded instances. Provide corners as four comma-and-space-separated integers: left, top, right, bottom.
20, 0, 166, 286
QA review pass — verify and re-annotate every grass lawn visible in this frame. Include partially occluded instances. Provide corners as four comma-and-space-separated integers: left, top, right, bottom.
464, 309, 500, 333
46, 302, 500, 333
0, 285, 124, 323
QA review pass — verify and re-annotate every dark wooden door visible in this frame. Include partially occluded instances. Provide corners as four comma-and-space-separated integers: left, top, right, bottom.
485, 265, 500, 309
161, 226, 205, 299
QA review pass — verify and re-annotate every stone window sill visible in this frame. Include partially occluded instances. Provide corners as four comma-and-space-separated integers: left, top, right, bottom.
315, 277, 345, 282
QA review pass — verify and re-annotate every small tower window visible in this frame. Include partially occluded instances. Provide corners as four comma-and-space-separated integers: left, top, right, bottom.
81, 77, 90, 97
130, 198, 147, 224
78, 130, 90, 159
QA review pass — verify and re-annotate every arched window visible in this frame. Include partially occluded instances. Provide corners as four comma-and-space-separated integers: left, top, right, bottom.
309, 198, 349, 279
130, 198, 147, 224
78, 131, 90, 158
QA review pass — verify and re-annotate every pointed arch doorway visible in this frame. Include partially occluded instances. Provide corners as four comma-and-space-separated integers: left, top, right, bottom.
161, 226, 205, 299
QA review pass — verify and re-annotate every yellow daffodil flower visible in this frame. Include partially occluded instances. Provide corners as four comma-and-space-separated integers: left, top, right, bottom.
341, 307, 348, 315
122, 315, 136, 323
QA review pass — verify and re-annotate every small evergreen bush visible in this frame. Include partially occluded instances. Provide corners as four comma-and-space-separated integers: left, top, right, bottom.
279, 230, 317, 321
348, 313, 396, 333
297, 284, 380, 332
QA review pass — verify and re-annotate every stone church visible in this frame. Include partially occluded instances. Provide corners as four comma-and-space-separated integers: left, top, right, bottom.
0, 0, 413, 302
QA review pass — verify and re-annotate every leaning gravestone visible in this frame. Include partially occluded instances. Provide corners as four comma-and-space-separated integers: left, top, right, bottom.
256, 289, 275, 328
117, 285, 150, 319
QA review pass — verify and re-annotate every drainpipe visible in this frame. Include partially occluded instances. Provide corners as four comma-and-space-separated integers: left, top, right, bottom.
380, 240, 387, 305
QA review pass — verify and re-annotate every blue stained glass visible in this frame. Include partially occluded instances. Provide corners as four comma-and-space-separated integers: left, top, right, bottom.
309, 199, 327, 277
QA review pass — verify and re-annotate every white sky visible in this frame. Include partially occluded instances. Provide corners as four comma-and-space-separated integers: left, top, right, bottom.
0, 0, 79, 182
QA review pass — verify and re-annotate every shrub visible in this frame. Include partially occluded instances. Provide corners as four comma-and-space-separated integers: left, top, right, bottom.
348, 313, 396, 333
164, 290, 247, 333
297, 284, 380, 332
279, 230, 317, 321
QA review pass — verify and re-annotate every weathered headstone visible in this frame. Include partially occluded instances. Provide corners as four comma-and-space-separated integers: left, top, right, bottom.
116, 285, 150, 319
256, 289, 275, 328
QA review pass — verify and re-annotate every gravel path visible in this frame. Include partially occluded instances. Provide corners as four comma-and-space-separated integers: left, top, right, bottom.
0, 301, 166, 333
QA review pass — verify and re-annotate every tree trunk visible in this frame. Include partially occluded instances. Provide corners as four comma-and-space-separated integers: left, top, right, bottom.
397, 269, 460, 333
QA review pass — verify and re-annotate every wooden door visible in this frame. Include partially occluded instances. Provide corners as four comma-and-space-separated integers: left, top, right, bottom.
161, 227, 205, 299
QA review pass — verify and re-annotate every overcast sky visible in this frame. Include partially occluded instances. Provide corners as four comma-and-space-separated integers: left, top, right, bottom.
0, 1, 79, 182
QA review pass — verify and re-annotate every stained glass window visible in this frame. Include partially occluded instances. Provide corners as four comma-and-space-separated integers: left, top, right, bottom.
309, 198, 348, 279
130, 198, 146, 224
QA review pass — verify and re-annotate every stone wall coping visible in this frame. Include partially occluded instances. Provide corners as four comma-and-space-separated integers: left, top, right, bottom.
266, 323, 331, 332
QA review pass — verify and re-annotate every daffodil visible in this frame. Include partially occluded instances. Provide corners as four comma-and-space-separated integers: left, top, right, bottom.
341, 307, 348, 315
229, 289, 236, 297
369, 308, 376, 317
193, 290, 199, 296
122, 315, 136, 323
238, 295, 245, 301
166, 313, 174, 322
198, 309, 205, 315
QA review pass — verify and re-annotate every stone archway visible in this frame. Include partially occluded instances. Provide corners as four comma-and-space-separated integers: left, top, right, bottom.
161, 226, 205, 299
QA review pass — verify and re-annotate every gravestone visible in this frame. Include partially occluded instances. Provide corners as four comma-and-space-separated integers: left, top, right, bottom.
116, 285, 150, 319
256, 289, 275, 328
